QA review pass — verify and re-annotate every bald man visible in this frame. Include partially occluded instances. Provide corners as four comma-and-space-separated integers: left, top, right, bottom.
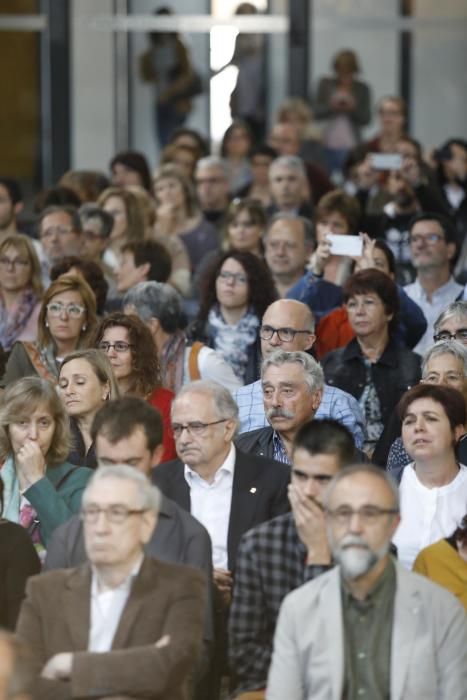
234, 299, 364, 447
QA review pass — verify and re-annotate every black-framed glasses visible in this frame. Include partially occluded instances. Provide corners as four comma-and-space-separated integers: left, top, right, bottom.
98, 341, 134, 353
46, 302, 86, 318
80, 505, 148, 524
260, 325, 312, 342
325, 506, 399, 526
171, 419, 228, 438
433, 329, 467, 342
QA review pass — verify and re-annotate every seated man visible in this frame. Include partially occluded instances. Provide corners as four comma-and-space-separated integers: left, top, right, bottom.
267, 464, 467, 699
229, 419, 355, 699
123, 281, 242, 393
234, 299, 365, 447
116, 240, 172, 294
45, 397, 213, 576
237, 350, 324, 463
16, 465, 206, 700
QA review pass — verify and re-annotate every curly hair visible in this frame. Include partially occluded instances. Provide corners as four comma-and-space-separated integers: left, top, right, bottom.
0, 377, 71, 467
196, 250, 277, 325
90, 312, 161, 398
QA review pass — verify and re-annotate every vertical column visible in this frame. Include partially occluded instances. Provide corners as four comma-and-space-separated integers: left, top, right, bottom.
288, 0, 310, 98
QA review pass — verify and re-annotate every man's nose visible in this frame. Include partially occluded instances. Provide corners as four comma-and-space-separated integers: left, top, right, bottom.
303, 477, 320, 499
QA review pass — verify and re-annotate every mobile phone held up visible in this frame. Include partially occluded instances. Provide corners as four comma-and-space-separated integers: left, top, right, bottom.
370, 153, 402, 171
326, 234, 363, 257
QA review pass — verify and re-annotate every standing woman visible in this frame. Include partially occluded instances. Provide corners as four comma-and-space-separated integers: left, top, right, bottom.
221, 198, 266, 258
58, 349, 120, 469
322, 269, 421, 454
0, 234, 43, 353
97, 187, 146, 270
190, 251, 277, 383
92, 312, 176, 462
0, 377, 92, 551
1, 275, 97, 387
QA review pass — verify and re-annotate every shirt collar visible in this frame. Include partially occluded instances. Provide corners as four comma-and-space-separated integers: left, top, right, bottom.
411, 276, 460, 301
92, 553, 144, 596
184, 443, 236, 484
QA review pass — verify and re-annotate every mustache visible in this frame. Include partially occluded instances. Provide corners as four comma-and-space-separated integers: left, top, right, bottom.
339, 534, 370, 550
266, 407, 295, 420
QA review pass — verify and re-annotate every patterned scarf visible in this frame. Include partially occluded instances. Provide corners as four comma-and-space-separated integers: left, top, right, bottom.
161, 330, 187, 393
208, 305, 259, 382
0, 289, 38, 352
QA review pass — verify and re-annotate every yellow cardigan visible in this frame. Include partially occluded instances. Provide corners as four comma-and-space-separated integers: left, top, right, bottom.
413, 539, 467, 611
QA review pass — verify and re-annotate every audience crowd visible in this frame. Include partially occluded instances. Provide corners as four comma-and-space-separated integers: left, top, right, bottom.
0, 51, 466, 699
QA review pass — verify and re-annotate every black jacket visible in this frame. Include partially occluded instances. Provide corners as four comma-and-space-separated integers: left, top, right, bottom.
152, 450, 290, 571
322, 337, 421, 426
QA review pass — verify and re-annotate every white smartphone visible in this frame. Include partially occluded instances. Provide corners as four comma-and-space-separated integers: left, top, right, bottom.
327, 234, 363, 257
370, 153, 402, 170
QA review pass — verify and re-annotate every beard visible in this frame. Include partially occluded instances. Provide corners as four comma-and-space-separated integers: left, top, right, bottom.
329, 533, 390, 580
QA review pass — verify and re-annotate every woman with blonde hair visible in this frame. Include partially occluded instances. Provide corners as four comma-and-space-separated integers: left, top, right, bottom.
2, 275, 97, 386
58, 348, 120, 469
0, 234, 43, 352
0, 377, 92, 552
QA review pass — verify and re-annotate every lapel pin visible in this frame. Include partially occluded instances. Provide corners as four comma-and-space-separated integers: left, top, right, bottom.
250, 487, 257, 494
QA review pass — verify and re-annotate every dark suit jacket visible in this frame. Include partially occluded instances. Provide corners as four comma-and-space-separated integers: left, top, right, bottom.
16, 557, 206, 700
152, 449, 290, 571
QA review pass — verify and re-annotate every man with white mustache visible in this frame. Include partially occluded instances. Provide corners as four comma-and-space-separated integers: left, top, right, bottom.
267, 464, 467, 700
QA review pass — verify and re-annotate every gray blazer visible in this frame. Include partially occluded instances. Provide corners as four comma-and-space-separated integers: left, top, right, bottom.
267, 561, 467, 700
313, 76, 371, 140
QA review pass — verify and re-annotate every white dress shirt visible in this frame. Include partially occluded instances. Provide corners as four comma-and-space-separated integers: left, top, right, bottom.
88, 555, 144, 652
404, 276, 463, 354
184, 444, 236, 570
393, 463, 467, 570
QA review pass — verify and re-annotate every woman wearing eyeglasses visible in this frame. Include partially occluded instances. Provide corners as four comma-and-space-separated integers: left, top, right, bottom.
1, 275, 97, 387
58, 349, 120, 469
189, 250, 277, 384
393, 383, 467, 570
92, 312, 176, 462
0, 234, 43, 353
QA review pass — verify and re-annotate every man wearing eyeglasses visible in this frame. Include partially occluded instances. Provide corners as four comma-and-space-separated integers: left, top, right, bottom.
234, 299, 365, 448
38, 206, 83, 285
229, 419, 356, 700
267, 464, 467, 700
404, 212, 462, 354
153, 379, 290, 699
17, 464, 207, 700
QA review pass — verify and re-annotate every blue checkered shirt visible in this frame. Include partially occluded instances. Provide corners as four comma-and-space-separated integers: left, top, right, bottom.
228, 512, 331, 695
235, 380, 365, 448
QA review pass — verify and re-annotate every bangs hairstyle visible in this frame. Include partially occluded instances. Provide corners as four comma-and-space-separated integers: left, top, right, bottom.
223, 197, 267, 251
91, 312, 161, 397
0, 377, 71, 466
398, 383, 466, 432
0, 233, 43, 298
97, 187, 146, 243
152, 164, 199, 218
343, 269, 399, 336
314, 189, 361, 233
59, 348, 121, 401
37, 274, 97, 349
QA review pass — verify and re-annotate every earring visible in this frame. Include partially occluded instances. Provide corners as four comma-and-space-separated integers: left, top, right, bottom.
45, 321, 49, 328
82, 325, 87, 332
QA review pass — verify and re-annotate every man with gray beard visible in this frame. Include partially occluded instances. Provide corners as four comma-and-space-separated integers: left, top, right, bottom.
267, 464, 467, 700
